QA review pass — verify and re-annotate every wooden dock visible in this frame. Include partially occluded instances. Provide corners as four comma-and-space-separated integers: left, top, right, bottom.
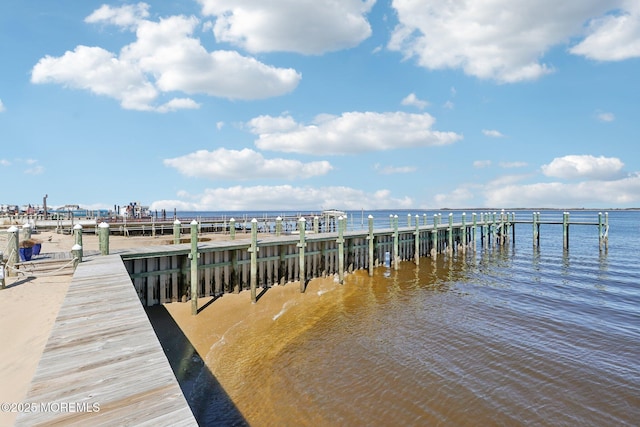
114, 211, 609, 312
15, 255, 197, 426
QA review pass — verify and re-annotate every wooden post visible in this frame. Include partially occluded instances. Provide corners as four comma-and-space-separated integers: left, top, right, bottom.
393, 215, 399, 270
173, 219, 181, 244
313, 216, 319, 234
152, 216, 156, 237
337, 216, 345, 284
22, 223, 32, 241
499, 210, 505, 246
368, 215, 375, 276
472, 213, 477, 250
99, 222, 110, 255
249, 218, 258, 303
190, 220, 199, 315
423, 213, 427, 226
389, 214, 393, 229
74, 224, 83, 259
6, 226, 18, 277
532, 212, 538, 248
492, 212, 497, 246
431, 214, 438, 258
563, 211, 570, 250
298, 217, 306, 292
604, 212, 609, 250
510, 212, 515, 244
72, 243, 82, 268
461, 213, 467, 253
229, 218, 236, 240
407, 213, 412, 227
448, 213, 453, 254
414, 215, 420, 265
275, 216, 282, 236
0, 252, 5, 289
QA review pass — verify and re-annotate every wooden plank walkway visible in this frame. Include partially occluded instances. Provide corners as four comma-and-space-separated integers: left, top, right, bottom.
15, 255, 197, 426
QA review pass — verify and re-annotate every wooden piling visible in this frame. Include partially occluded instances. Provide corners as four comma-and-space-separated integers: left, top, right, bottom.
99, 222, 109, 255
563, 212, 570, 250
461, 213, 467, 253
298, 217, 307, 292
532, 212, 539, 248
7, 226, 18, 277
249, 218, 258, 302
173, 220, 181, 244
22, 223, 32, 241
448, 213, 454, 253
368, 215, 375, 276
72, 243, 82, 268
431, 214, 438, 259
229, 218, 236, 240
393, 215, 399, 270
337, 216, 345, 284
73, 224, 83, 260
414, 215, 420, 265
190, 220, 199, 315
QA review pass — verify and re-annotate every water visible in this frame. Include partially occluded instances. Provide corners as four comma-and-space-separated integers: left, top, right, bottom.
148, 210, 640, 426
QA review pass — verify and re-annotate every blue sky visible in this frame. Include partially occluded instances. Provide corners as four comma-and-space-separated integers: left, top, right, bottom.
1, 0, 639, 212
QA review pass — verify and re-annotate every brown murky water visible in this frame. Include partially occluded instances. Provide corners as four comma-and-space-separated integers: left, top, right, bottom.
148, 212, 640, 426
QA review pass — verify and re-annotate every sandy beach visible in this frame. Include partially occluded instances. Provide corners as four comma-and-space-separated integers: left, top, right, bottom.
0, 228, 227, 426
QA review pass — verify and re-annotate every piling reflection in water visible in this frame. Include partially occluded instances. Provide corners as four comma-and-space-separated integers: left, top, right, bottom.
154, 215, 640, 426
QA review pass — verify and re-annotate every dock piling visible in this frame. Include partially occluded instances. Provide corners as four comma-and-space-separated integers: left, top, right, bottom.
99, 222, 109, 255
173, 220, 181, 244
337, 216, 345, 284
298, 217, 307, 292
368, 215, 375, 275
249, 218, 258, 303
7, 226, 18, 277
190, 220, 199, 315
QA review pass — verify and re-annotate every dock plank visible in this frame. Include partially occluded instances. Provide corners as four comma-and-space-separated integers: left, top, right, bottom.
16, 255, 197, 427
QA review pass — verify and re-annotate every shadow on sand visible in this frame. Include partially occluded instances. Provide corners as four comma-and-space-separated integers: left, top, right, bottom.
146, 305, 248, 427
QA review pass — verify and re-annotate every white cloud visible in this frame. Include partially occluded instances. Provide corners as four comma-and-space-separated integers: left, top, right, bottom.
570, 4, 640, 61
474, 160, 492, 168
248, 111, 462, 155
0, 99, 5, 112
499, 161, 527, 169
150, 185, 413, 211
0, 159, 10, 166
32, 45, 160, 111
163, 148, 333, 180
197, 0, 374, 54
482, 129, 505, 138
596, 111, 615, 122
541, 155, 625, 180
483, 174, 640, 207
31, 6, 301, 111
374, 164, 417, 175
24, 160, 44, 175
388, 0, 633, 83
433, 186, 477, 208
434, 155, 638, 208
84, 2, 150, 28
401, 93, 429, 109
156, 98, 201, 113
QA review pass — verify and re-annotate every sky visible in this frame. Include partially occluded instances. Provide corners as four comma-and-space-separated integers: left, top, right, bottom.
1, 0, 639, 212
